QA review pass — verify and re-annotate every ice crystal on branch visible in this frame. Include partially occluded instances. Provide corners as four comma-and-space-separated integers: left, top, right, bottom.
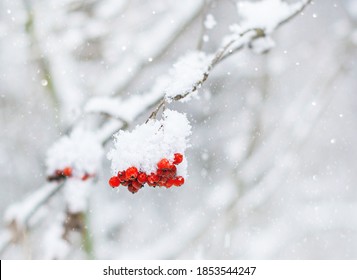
107, 110, 191, 179
46, 129, 104, 180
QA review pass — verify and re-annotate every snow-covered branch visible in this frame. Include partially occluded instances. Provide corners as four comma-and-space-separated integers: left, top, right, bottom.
0, 0, 314, 258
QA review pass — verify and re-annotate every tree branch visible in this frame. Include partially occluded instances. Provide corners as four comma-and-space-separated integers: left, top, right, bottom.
0, 0, 313, 258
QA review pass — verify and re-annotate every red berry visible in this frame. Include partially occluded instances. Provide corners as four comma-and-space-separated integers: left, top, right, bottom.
128, 185, 138, 194
117, 171, 126, 182
121, 180, 130, 186
109, 176, 120, 188
55, 169, 62, 176
158, 177, 168, 186
82, 173, 90, 181
131, 180, 141, 189
137, 172, 147, 184
148, 173, 159, 183
165, 179, 175, 188
126, 166, 138, 180
169, 164, 177, 173
174, 176, 185, 186
147, 181, 157, 187
157, 158, 170, 170
157, 169, 164, 177
63, 167, 73, 177
173, 153, 183, 165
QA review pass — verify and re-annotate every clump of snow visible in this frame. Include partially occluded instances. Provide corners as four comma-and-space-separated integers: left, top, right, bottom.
4, 183, 57, 228
64, 179, 90, 214
165, 51, 212, 101
43, 216, 70, 259
204, 14, 217, 29
107, 109, 191, 177
46, 129, 104, 176
236, 0, 301, 33
250, 36, 276, 54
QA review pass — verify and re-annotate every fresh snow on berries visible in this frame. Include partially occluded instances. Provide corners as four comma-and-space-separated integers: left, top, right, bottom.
107, 109, 191, 192
46, 129, 103, 179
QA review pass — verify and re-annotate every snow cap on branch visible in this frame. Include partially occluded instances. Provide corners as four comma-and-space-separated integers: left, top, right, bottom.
165, 51, 212, 101
46, 128, 104, 177
236, 0, 301, 33
108, 109, 191, 177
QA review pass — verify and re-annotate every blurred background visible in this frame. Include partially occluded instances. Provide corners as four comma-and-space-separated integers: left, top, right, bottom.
0, 0, 357, 259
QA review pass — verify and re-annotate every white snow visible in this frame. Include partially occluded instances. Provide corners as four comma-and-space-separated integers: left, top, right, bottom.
86, 52, 212, 120
85, 76, 166, 122
64, 179, 90, 214
165, 51, 212, 100
250, 36, 276, 54
236, 0, 304, 33
46, 128, 104, 177
107, 109, 191, 177
204, 14, 217, 29
4, 183, 59, 228
42, 216, 70, 259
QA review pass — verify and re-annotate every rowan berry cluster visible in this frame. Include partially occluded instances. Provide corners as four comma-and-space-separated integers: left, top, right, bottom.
47, 167, 93, 182
108, 153, 185, 193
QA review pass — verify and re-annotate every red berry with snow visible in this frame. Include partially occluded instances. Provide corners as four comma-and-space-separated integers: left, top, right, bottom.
109, 176, 120, 188
126, 166, 138, 180
173, 153, 183, 165
157, 158, 170, 170
109, 151, 186, 192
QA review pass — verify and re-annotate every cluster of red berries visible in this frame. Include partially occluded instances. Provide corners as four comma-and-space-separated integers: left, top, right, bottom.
47, 167, 93, 182
108, 153, 185, 194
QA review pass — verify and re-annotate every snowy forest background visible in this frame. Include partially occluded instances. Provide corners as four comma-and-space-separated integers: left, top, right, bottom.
1, 0, 357, 259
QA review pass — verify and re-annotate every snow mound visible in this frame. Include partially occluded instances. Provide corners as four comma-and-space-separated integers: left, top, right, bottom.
108, 110, 191, 177
237, 0, 302, 32
64, 178, 90, 214
165, 51, 212, 101
46, 129, 104, 176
